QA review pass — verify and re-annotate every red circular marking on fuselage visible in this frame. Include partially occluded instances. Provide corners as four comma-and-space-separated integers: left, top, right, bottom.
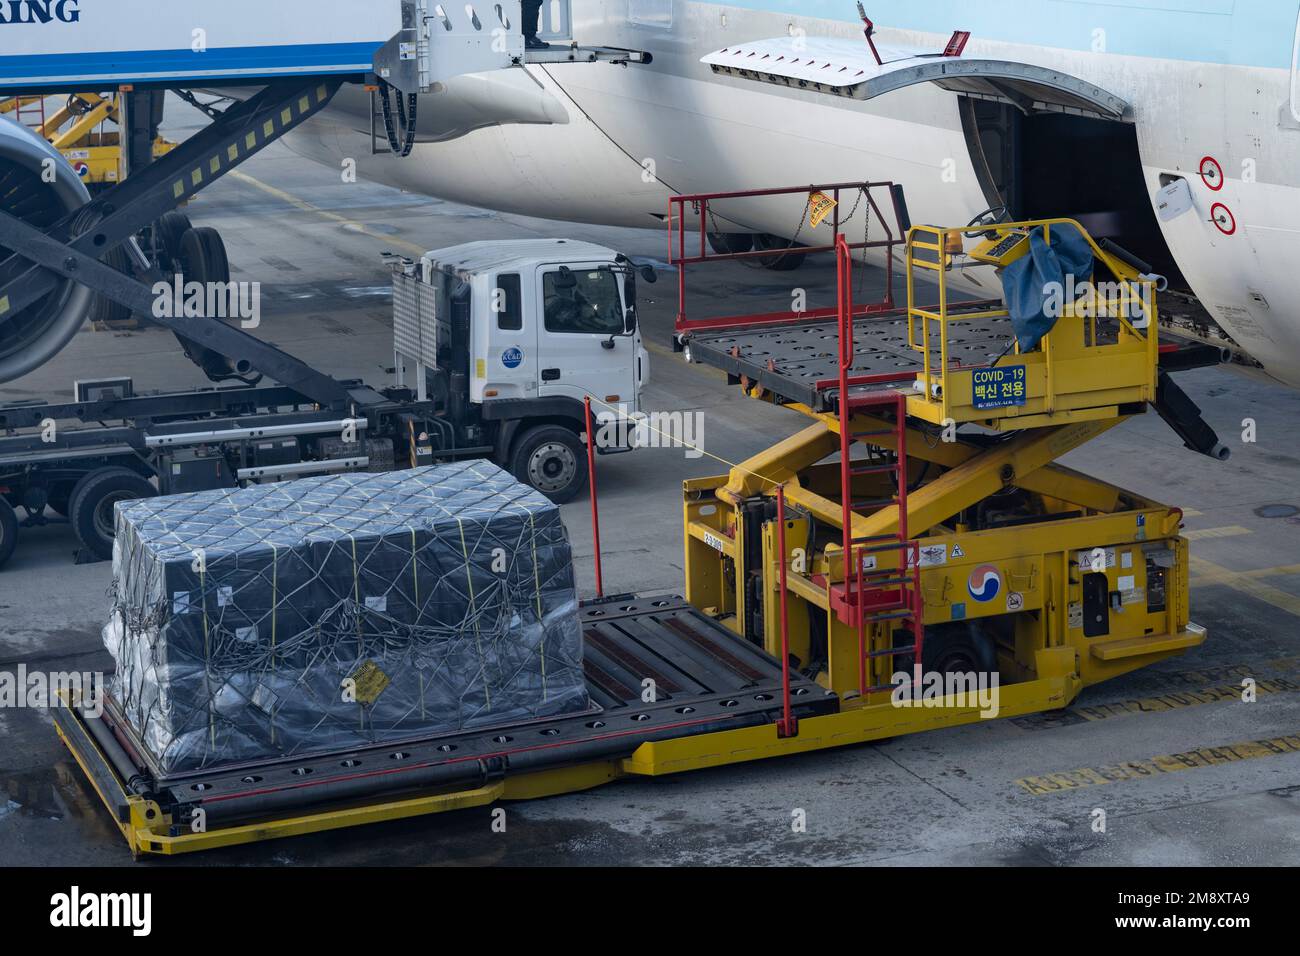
1210, 203, 1236, 235
1200, 156, 1225, 191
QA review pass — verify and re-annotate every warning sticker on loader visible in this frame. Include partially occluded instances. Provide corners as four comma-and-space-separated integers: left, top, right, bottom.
912, 544, 948, 568
345, 661, 392, 706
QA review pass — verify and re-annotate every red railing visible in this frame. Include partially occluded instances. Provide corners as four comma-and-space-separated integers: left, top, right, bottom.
831, 235, 925, 697
668, 181, 908, 335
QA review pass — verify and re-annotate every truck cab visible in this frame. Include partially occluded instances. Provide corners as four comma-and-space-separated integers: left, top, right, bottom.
391, 239, 652, 502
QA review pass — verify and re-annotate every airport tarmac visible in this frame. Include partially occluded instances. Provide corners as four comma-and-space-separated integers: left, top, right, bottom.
2, 112, 1299, 866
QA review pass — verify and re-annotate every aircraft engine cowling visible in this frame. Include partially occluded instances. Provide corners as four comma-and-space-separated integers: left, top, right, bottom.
0, 117, 95, 383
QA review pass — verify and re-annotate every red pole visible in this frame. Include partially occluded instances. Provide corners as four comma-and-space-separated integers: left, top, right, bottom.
896, 393, 923, 679
583, 396, 604, 599
836, 236, 854, 582
676, 200, 688, 333
776, 486, 796, 738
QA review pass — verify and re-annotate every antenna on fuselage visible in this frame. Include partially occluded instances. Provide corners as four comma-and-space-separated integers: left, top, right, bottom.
856, 3, 884, 66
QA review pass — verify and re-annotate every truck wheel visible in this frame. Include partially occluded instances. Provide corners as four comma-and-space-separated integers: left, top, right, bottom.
68, 467, 157, 561
510, 425, 588, 504
47, 481, 74, 517
0, 497, 18, 569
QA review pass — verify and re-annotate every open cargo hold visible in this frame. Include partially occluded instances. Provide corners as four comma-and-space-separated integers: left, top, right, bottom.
104, 461, 589, 775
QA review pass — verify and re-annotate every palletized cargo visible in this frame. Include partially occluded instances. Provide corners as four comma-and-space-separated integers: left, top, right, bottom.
104, 461, 589, 775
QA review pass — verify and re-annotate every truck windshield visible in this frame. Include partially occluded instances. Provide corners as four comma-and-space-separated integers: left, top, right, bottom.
544, 268, 624, 335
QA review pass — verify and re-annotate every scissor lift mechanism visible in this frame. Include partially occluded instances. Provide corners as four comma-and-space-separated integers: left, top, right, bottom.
680, 198, 1218, 711
52, 199, 1224, 855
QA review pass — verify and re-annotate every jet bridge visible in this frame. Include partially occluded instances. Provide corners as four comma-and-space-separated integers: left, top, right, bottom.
0, 0, 645, 389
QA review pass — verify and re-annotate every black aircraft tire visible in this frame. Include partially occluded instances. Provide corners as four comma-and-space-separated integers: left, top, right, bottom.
156, 210, 194, 272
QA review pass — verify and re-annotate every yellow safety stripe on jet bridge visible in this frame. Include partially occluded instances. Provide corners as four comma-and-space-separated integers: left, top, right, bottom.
1016, 733, 1300, 795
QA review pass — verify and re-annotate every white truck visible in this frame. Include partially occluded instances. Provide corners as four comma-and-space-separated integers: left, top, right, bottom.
390, 239, 654, 502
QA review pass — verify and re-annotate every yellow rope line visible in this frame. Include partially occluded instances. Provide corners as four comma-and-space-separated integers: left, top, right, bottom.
270, 542, 278, 745
456, 517, 489, 709
200, 559, 214, 750
527, 512, 546, 700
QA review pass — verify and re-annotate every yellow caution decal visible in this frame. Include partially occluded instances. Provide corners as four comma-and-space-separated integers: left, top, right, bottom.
346, 661, 392, 706
809, 191, 838, 229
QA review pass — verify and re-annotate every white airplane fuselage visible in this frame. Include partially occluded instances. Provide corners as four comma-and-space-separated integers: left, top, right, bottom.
285, 0, 1300, 388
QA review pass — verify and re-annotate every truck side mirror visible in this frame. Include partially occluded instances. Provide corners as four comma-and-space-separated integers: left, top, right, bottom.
639, 265, 658, 285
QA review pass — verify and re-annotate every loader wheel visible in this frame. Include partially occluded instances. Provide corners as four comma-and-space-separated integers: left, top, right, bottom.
0, 497, 18, 570
68, 467, 157, 562
921, 622, 997, 677
510, 425, 587, 504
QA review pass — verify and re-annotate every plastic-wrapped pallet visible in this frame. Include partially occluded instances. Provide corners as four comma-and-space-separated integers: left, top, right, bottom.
104, 461, 589, 775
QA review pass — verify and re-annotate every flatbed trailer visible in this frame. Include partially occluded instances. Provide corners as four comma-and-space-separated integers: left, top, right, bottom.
0, 378, 481, 564
53, 194, 1231, 858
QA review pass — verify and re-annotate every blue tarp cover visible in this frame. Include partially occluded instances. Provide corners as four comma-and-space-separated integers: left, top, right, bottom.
999, 223, 1095, 352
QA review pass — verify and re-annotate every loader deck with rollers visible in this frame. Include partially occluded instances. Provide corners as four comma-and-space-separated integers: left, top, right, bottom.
54, 209, 1227, 856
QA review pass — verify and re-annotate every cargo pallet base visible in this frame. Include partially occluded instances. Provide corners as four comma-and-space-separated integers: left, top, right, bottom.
54, 596, 836, 856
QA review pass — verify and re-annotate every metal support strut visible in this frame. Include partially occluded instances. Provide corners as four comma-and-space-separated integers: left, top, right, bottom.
584, 396, 604, 598
0, 79, 360, 408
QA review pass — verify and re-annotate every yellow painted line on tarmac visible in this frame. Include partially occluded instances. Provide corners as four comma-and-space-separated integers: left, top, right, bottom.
1236, 563, 1300, 580
1190, 564, 1300, 582
1189, 555, 1300, 618
1016, 733, 1300, 795
1071, 677, 1298, 722
229, 170, 430, 258
1183, 525, 1252, 541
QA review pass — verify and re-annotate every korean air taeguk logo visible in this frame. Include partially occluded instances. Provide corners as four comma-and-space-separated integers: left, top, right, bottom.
967, 564, 1002, 603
